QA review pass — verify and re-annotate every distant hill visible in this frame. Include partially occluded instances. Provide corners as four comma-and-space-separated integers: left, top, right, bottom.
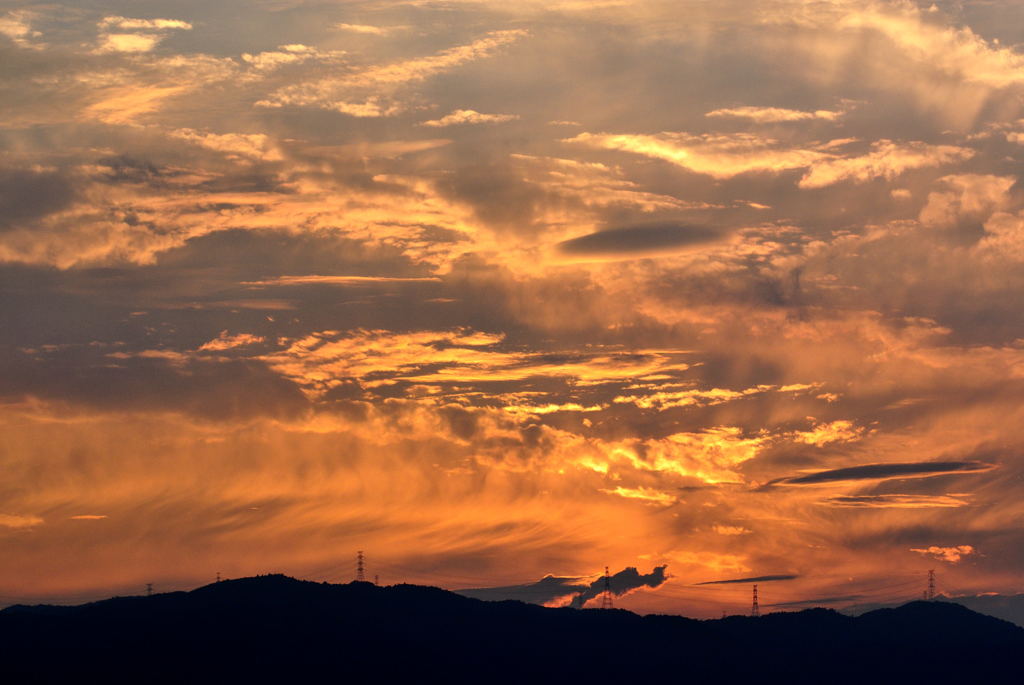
846, 593, 1024, 628
1, 574, 1020, 684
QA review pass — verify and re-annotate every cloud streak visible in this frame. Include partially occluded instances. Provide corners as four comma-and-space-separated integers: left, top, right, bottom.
772, 461, 996, 486
697, 574, 799, 585
557, 223, 724, 257
421, 109, 519, 127
705, 106, 843, 123
257, 30, 527, 116
568, 133, 973, 187
822, 495, 970, 509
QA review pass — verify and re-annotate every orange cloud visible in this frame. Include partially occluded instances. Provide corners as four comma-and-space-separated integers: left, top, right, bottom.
258, 30, 526, 115
261, 328, 695, 397
566, 131, 827, 179
333, 23, 399, 35
568, 132, 972, 187
797, 140, 974, 188
791, 420, 864, 447
511, 153, 705, 217
910, 545, 976, 563
0, 10, 41, 48
241, 44, 347, 71
421, 109, 519, 127
244, 276, 442, 287
838, 5, 1024, 89
705, 105, 844, 123
199, 332, 266, 352
99, 17, 193, 31
824, 495, 970, 509
0, 514, 43, 529
599, 486, 677, 506
83, 85, 190, 124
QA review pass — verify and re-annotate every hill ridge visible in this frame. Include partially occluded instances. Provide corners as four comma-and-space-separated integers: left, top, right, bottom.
2, 574, 1020, 684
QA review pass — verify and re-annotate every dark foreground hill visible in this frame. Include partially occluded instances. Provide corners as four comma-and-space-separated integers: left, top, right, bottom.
2, 575, 1020, 684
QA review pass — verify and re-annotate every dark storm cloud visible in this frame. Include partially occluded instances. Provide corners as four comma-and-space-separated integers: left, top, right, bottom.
96, 156, 168, 185
433, 161, 560, 236
697, 574, 799, 585
770, 461, 996, 486
556, 223, 723, 257
0, 167, 77, 230
0, 346, 308, 421
458, 566, 667, 607
567, 566, 668, 607
0, 228, 445, 343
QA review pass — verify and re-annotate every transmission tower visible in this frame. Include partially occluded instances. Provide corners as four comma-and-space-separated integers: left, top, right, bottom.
751, 584, 760, 617
216, 571, 221, 583
356, 551, 366, 582
927, 569, 936, 600
600, 566, 614, 609
146, 583, 153, 597
374, 574, 379, 586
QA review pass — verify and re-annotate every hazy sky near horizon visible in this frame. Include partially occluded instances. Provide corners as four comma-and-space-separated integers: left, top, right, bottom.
4, 0, 1024, 616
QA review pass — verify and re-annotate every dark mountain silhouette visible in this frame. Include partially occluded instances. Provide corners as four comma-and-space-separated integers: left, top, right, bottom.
846, 592, 1024, 628
1, 575, 1020, 684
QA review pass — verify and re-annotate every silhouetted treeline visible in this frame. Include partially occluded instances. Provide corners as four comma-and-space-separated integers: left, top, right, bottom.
1, 574, 1020, 684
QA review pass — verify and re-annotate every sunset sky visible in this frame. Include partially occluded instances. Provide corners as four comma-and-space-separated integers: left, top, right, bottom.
4, 0, 1024, 616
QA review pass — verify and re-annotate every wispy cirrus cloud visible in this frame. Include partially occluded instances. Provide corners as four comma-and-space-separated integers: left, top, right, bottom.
599, 486, 677, 506
333, 23, 403, 35
244, 276, 442, 286
95, 15, 192, 54
567, 132, 973, 187
259, 328, 693, 397
421, 109, 519, 127
0, 514, 43, 529
198, 332, 266, 352
822, 494, 970, 509
797, 140, 974, 189
705, 105, 844, 123
99, 17, 193, 31
241, 44, 347, 71
565, 131, 828, 180
257, 30, 527, 116
837, 5, 1024, 90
